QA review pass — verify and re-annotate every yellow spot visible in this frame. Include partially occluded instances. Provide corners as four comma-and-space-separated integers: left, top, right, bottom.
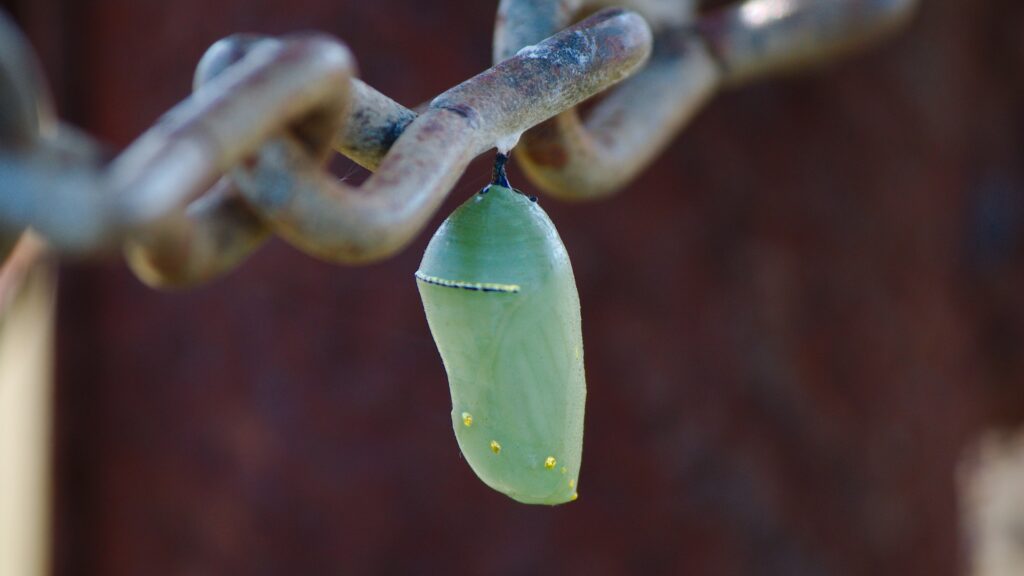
574, 345, 581, 360
544, 456, 557, 470
561, 467, 567, 475
462, 412, 473, 427
490, 440, 501, 454
568, 479, 575, 489
570, 492, 578, 502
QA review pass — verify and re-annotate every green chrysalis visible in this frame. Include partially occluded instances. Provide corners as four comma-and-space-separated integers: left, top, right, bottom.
416, 183, 585, 505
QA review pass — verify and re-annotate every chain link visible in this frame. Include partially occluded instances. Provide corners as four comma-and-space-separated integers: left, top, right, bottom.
0, 0, 917, 288
494, 0, 919, 198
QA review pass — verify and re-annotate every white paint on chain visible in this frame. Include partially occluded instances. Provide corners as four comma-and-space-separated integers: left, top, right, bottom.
515, 31, 594, 68
570, 31, 596, 67
515, 43, 549, 60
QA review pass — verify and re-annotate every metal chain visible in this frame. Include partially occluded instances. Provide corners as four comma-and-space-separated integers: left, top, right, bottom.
495, 0, 919, 199
0, 0, 918, 288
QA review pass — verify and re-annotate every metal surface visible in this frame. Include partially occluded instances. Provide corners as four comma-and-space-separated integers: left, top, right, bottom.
0, 1, 917, 286
128, 9, 650, 284
230, 9, 651, 264
0, 11, 54, 261
700, 0, 921, 85
0, 9, 53, 146
496, 0, 920, 199
0, 27, 354, 254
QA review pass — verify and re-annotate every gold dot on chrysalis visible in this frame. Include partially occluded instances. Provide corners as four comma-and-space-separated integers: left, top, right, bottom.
568, 479, 576, 489
561, 467, 567, 475
462, 412, 473, 427
570, 492, 579, 501
544, 456, 557, 470
490, 440, 501, 454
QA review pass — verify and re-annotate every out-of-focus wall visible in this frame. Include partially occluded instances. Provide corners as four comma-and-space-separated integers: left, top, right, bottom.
6, 0, 1024, 574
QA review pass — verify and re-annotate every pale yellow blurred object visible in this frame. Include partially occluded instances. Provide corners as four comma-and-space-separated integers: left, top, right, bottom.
0, 234, 55, 576
961, 430, 1024, 576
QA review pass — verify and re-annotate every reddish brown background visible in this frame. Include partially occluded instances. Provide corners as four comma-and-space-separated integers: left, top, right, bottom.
4, 0, 1024, 574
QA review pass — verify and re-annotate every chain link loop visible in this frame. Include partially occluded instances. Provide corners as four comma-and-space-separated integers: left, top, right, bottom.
494, 0, 919, 199
0, 1, 917, 288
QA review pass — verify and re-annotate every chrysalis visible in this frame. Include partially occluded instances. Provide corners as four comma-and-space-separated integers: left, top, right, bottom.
416, 169, 585, 505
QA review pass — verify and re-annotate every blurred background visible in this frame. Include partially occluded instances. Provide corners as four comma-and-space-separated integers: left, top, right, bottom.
2, 0, 1024, 574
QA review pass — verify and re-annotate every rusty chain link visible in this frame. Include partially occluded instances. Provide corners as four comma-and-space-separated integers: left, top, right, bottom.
0, 0, 918, 288
495, 0, 919, 199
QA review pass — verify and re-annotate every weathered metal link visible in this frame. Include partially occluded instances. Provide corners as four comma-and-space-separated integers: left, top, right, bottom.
495, 0, 919, 200
0, 28, 353, 254
126, 9, 649, 285
124, 177, 271, 288
228, 8, 651, 265
0, 126, 107, 256
496, 0, 716, 199
0, 10, 56, 261
125, 36, 415, 287
699, 0, 921, 86
0, 11, 54, 148
125, 75, 416, 288
337, 79, 417, 171
0, 1, 920, 286
125, 33, 345, 287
